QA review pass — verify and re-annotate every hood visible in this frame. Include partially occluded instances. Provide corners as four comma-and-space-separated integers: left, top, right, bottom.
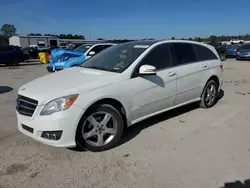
238, 49, 250, 53
18, 67, 121, 105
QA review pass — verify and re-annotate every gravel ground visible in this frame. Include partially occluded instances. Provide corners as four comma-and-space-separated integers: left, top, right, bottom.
0, 59, 250, 188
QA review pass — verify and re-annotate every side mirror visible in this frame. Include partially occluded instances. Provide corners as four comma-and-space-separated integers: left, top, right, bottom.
139, 65, 156, 75
88, 51, 95, 56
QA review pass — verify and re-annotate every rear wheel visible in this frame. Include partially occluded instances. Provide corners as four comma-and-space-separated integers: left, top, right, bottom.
200, 80, 218, 108
11, 59, 20, 66
76, 104, 124, 152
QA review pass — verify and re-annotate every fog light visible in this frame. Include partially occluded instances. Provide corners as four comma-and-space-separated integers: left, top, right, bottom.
41, 131, 62, 141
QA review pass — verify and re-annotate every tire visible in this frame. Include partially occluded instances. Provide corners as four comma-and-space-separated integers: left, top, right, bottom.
10, 59, 19, 66
200, 80, 218, 108
76, 104, 124, 152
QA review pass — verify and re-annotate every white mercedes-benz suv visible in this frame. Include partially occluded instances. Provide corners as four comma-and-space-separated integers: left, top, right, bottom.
16, 40, 223, 152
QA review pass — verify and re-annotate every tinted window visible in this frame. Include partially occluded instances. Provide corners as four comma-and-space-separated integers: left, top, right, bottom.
192, 44, 217, 61
138, 43, 171, 70
0, 46, 15, 52
171, 43, 196, 66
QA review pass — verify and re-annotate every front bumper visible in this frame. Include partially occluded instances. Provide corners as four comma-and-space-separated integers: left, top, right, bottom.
226, 52, 236, 56
47, 66, 63, 72
236, 55, 250, 60
16, 104, 84, 148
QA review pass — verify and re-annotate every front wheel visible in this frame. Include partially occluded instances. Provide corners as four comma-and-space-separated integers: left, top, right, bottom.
200, 80, 218, 108
76, 104, 124, 152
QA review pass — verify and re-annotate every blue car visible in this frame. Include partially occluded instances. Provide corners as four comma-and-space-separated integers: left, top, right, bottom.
47, 43, 115, 72
0, 45, 25, 66
236, 44, 250, 60
225, 44, 241, 57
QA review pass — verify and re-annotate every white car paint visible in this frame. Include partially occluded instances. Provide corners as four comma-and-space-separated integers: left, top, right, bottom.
16, 40, 223, 148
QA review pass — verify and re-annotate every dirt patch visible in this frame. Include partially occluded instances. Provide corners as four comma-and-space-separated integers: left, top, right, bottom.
4, 163, 29, 175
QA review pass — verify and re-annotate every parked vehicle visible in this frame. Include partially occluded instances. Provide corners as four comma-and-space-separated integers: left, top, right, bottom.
236, 44, 250, 60
47, 43, 115, 72
225, 44, 241, 57
0, 45, 25, 66
207, 42, 226, 61
22, 46, 39, 59
16, 40, 223, 151
230, 39, 244, 44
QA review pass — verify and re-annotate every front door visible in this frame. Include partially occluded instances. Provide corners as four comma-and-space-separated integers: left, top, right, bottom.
129, 43, 177, 122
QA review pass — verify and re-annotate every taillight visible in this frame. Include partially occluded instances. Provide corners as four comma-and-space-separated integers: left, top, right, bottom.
220, 64, 223, 71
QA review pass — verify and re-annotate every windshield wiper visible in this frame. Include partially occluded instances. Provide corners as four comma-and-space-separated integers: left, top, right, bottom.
83, 65, 112, 72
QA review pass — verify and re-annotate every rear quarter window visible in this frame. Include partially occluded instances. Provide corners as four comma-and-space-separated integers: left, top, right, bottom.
192, 44, 218, 61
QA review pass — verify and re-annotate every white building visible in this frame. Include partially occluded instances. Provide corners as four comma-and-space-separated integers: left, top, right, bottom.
9, 35, 59, 47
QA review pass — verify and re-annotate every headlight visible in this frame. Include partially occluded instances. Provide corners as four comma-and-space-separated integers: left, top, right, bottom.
40, 95, 78, 115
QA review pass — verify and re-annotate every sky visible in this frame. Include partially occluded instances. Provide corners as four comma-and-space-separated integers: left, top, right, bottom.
0, 0, 249, 39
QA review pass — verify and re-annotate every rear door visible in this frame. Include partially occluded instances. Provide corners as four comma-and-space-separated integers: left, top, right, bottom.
192, 43, 218, 91
171, 42, 210, 105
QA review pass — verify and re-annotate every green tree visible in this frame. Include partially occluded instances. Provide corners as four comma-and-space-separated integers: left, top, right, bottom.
171, 37, 175, 40
28, 33, 42, 36
1, 24, 16, 37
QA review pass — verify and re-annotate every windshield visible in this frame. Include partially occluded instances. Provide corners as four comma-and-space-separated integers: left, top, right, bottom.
228, 45, 240, 49
80, 42, 150, 73
74, 44, 93, 52
239, 45, 250, 50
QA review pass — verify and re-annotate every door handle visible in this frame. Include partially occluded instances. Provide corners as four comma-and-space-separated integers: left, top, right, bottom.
201, 64, 208, 68
167, 71, 176, 76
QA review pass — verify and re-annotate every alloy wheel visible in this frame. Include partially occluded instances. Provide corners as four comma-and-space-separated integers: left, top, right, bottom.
81, 112, 118, 147
204, 83, 216, 106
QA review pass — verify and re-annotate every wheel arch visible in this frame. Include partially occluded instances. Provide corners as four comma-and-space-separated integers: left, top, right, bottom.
207, 75, 220, 87
78, 97, 128, 127
201, 75, 220, 97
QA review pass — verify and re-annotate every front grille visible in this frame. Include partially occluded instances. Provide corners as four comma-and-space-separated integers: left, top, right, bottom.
16, 95, 38, 117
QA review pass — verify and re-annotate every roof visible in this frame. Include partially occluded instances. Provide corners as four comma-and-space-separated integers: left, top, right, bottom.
122, 40, 160, 46
12, 35, 58, 38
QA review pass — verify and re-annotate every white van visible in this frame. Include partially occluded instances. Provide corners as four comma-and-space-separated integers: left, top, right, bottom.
16, 40, 223, 151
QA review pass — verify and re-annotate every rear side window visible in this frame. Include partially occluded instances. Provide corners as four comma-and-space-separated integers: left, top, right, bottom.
171, 43, 196, 66
192, 44, 217, 61
139, 43, 171, 70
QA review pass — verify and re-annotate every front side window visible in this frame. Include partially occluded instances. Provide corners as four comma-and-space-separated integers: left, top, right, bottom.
171, 43, 196, 66
192, 44, 218, 61
136, 43, 171, 71
81, 42, 150, 73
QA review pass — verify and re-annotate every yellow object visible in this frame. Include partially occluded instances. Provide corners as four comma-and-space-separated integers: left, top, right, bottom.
39, 52, 50, 64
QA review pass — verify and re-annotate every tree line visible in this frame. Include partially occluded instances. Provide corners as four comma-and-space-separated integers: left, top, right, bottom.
1, 23, 250, 46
